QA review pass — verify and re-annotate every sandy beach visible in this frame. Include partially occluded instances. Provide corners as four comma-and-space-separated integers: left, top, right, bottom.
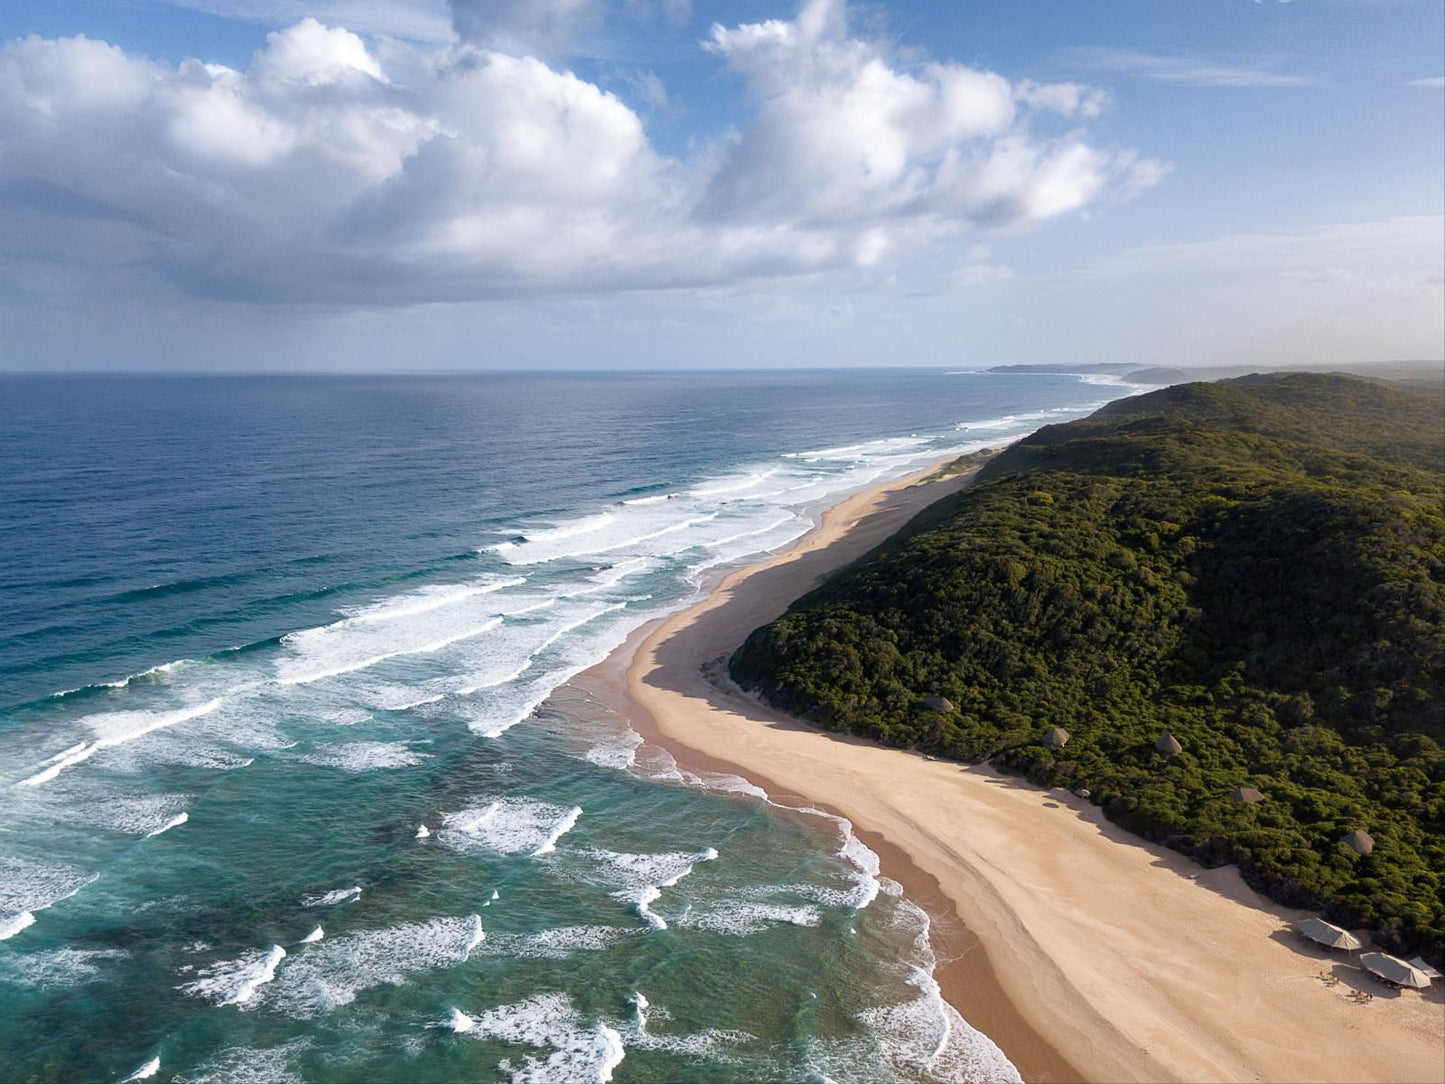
580, 461, 1445, 1084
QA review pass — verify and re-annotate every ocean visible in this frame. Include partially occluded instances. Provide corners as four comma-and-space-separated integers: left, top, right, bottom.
0, 369, 1141, 1084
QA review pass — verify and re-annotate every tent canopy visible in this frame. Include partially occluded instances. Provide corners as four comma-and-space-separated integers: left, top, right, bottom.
1360, 952, 1432, 989
1296, 917, 1361, 950
1405, 957, 1443, 981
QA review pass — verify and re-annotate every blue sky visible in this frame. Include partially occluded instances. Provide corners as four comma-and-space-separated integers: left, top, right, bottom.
0, 0, 1440, 370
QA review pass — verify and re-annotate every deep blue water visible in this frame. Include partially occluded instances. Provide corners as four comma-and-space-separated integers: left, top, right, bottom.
0, 370, 1138, 1083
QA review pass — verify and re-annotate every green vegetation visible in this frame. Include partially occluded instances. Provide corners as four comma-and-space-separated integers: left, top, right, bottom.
731, 373, 1445, 963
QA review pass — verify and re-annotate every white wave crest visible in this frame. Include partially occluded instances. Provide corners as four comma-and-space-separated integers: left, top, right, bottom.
122, 1056, 161, 1081
338, 576, 527, 625
687, 469, 776, 499
261, 915, 482, 1018
92, 657, 195, 692
296, 741, 428, 773
533, 806, 583, 856
584, 847, 718, 932
584, 729, 642, 771
489, 509, 720, 567
0, 857, 98, 938
858, 898, 1022, 1083
145, 811, 189, 837
676, 901, 822, 936
446, 993, 626, 1084
58, 790, 190, 836
439, 799, 582, 857
178, 945, 286, 1006
302, 886, 361, 907
621, 494, 673, 505
19, 700, 223, 786
0, 911, 37, 940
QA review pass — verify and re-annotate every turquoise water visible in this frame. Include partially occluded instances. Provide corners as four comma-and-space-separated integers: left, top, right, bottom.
0, 370, 1140, 1083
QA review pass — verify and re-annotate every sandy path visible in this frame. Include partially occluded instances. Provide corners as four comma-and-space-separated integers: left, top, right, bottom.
588, 462, 1445, 1083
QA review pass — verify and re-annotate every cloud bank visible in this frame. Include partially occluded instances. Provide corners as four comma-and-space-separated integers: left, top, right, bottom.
0, 0, 1163, 308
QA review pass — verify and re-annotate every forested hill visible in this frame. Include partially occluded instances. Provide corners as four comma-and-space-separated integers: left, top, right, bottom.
731, 373, 1445, 963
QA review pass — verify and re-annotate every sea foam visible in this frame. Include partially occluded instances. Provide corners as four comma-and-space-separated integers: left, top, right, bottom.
0, 857, 98, 939
122, 1056, 161, 1081
19, 700, 222, 786
0, 946, 128, 988
178, 945, 286, 1006
296, 741, 428, 773
261, 915, 482, 1018
856, 898, 1022, 1084
440, 799, 583, 857
676, 901, 822, 936
302, 886, 361, 907
583, 847, 718, 931
446, 993, 626, 1084
484, 924, 633, 960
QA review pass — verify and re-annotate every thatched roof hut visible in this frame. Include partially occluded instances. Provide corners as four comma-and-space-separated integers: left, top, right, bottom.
1296, 917, 1361, 951
1155, 732, 1182, 757
1340, 829, 1374, 856
1042, 727, 1070, 749
1360, 952, 1431, 989
1231, 787, 1264, 805
922, 696, 954, 713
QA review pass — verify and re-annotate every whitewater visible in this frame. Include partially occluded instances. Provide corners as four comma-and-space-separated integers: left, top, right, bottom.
0, 369, 1148, 1082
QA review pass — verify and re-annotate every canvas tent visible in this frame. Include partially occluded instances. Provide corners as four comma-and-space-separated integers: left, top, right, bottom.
1359, 952, 1432, 989
1406, 957, 1443, 981
1296, 918, 1361, 951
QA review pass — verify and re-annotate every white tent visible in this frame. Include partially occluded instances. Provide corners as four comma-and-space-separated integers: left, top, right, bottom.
1296, 918, 1361, 951
1359, 952, 1432, 989
1406, 956, 1443, 981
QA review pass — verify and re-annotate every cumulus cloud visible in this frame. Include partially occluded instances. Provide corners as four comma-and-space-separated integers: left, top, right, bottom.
0, 0, 1162, 308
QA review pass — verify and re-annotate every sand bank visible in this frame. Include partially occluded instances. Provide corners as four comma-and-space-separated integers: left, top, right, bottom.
580, 461, 1445, 1083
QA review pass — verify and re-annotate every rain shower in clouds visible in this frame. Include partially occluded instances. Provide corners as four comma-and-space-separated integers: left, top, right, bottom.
0, 0, 1163, 307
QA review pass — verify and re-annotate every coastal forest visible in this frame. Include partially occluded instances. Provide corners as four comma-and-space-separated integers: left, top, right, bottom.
730, 373, 1445, 964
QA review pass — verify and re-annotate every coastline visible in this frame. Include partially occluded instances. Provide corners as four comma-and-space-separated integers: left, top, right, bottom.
578, 459, 1445, 1083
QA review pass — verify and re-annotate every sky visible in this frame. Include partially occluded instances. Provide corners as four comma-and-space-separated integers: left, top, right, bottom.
0, 0, 1440, 371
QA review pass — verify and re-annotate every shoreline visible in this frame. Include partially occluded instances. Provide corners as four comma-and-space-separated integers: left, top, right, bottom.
577, 459, 1445, 1083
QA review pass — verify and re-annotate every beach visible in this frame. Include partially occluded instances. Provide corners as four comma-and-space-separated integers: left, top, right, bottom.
582, 460, 1445, 1084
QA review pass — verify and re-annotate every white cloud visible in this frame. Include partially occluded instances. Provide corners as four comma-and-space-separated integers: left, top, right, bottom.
449, 0, 599, 55
172, 0, 455, 43
699, 0, 1158, 232
1407, 75, 1445, 88
1079, 48, 1321, 88
0, 1, 1160, 309
1014, 80, 1110, 119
